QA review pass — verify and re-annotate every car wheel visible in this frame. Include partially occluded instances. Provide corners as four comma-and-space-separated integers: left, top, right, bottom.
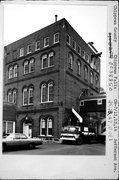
29, 143, 35, 149
77, 137, 83, 145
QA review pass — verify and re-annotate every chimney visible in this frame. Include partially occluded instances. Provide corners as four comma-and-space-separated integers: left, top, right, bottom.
55, 15, 58, 22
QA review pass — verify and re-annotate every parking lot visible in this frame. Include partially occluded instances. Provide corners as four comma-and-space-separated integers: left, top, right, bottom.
3, 141, 105, 155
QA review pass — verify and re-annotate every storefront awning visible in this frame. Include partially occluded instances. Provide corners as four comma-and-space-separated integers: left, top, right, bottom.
72, 108, 83, 123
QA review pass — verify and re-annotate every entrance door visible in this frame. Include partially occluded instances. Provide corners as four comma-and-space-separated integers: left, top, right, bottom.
23, 123, 32, 137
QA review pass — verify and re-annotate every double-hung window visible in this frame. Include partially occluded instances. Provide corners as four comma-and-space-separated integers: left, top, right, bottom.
54, 33, 59, 44
42, 55, 47, 69
40, 119, 46, 136
14, 65, 18, 77
13, 90, 17, 103
41, 84, 47, 103
8, 91, 12, 102
29, 59, 35, 72
20, 48, 24, 57
48, 52, 54, 67
24, 61, 29, 74
47, 118, 52, 136
72, 40, 76, 50
35, 41, 40, 51
48, 82, 53, 102
23, 88, 28, 105
9, 67, 13, 79
82, 50, 85, 59
27, 44, 32, 54
84, 66, 88, 80
78, 46, 81, 55
44, 37, 49, 47
68, 53, 73, 69
90, 71, 94, 84
28, 87, 33, 104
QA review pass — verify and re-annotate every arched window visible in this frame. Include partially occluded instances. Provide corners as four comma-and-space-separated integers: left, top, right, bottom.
8, 90, 12, 102
41, 84, 47, 102
90, 71, 94, 84
13, 89, 17, 103
13, 65, 18, 77
47, 118, 53, 136
77, 60, 81, 75
41, 54, 48, 69
40, 119, 46, 136
84, 66, 88, 80
48, 82, 54, 102
48, 52, 54, 67
28, 87, 34, 104
29, 58, 35, 72
24, 61, 29, 74
68, 52, 73, 69
23, 87, 28, 105
8, 67, 13, 79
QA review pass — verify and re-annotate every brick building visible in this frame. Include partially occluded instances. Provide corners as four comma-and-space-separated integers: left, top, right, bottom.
3, 18, 101, 138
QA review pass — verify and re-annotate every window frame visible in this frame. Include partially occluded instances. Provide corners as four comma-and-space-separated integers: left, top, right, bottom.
28, 87, 34, 105
68, 53, 73, 70
41, 54, 48, 69
48, 52, 54, 67
27, 44, 32, 54
19, 47, 24, 57
35, 41, 40, 51
23, 88, 28, 106
72, 39, 76, 50
41, 84, 47, 103
29, 59, 35, 73
8, 67, 13, 79
24, 61, 29, 74
8, 90, 13, 103
47, 118, 53, 136
78, 46, 81, 55
77, 60, 81, 75
67, 34, 71, 45
44, 37, 49, 48
84, 66, 88, 80
90, 71, 94, 84
54, 33, 59, 44
48, 82, 54, 102
40, 119, 46, 136
14, 65, 18, 77
13, 90, 17, 104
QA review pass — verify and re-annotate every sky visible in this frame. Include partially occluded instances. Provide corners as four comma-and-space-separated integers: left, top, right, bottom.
3, 3, 107, 91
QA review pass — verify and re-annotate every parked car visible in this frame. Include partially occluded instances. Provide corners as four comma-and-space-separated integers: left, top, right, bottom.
60, 126, 96, 145
2, 133, 43, 151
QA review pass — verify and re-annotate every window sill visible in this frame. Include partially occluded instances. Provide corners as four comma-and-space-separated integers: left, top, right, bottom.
22, 104, 33, 107
41, 65, 55, 70
23, 71, 34, 76
40, 101, 54, 104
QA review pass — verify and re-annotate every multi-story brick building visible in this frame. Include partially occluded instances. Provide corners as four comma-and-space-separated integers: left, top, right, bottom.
3, 17, 101, 138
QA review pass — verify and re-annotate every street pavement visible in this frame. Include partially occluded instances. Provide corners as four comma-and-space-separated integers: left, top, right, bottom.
3, 141, 105, 155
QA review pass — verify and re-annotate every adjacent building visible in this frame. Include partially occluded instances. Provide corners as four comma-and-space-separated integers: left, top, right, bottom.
3, 17, 101, 138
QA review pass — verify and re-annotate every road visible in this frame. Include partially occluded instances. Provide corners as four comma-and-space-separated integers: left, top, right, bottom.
3, 141, 105, 155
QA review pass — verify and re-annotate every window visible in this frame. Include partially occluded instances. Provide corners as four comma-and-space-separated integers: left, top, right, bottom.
72, 40, 76, 50
101, 121, 106, 133
68, 53, 73, 69
24, 61, 29, 74
8, 90, 12, 102
78, 46, 81, 55
13, 90, 17, 103
27, 44, 32, 54
28, 87, 34, 104
23, 88, 28, 105
67, 34, 71, 45
29, 59, 35, 72
9, 67, 13, 79
35, 41, 40, 51
44, 37, 49, 47
40, 119, 46, 136
85, 54, 89, 63
48, 82, 53, 102
41, 84, 47, 103
14, 65, 18, 77
90, 71, 94, 84
48, 52, 54, 67
77, 61, 81, 75
54, 33, 59, 44
41, 81, 54, 103
84, 66, 88, 80
42, 54, 48, 69
20, 48, 24, 57
3, 121, 15, 135
47, 118, 53, 136
82, 50, 85, 59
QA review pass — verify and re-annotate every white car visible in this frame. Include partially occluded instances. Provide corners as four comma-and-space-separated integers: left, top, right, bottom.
2, 133, 42, 151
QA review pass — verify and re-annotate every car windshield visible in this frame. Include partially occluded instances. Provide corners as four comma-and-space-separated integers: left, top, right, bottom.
63, 126, 80, 132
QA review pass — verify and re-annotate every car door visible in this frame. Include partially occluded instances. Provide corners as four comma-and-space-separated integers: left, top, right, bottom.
20, 134, 29, 146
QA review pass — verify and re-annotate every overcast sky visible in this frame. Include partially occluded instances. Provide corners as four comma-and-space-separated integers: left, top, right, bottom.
3, 3, 107, 91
